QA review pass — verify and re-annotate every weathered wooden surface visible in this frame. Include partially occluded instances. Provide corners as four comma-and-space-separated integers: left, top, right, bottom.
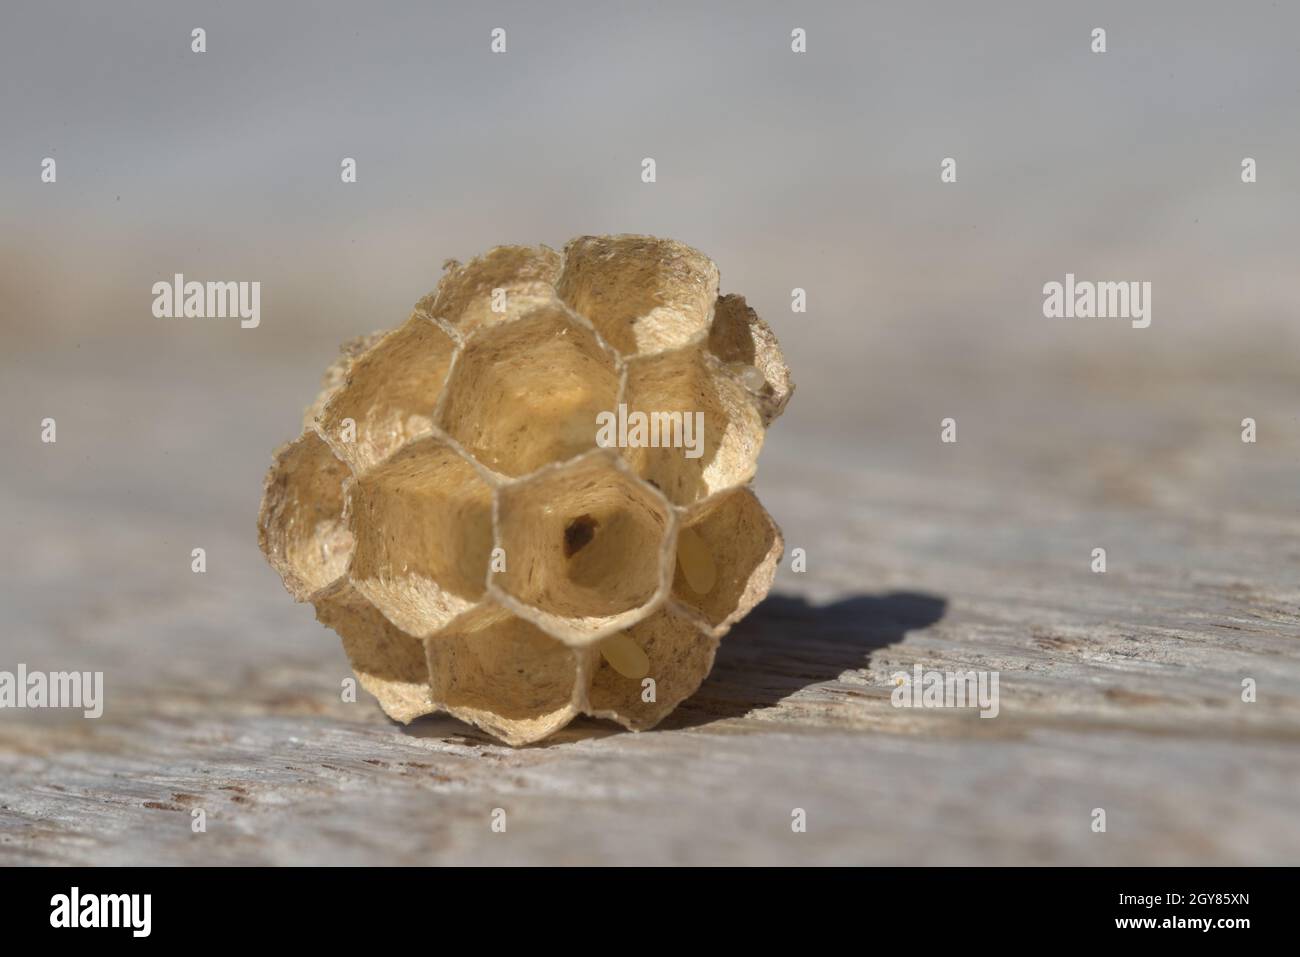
2, 345, 1297, 866
3, 1, 1300, 865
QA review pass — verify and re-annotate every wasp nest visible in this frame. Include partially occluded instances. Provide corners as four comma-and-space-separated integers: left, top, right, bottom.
258, 235, 793, 745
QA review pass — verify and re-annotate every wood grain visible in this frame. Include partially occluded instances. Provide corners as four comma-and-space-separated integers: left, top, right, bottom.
1, 348, 1297, 865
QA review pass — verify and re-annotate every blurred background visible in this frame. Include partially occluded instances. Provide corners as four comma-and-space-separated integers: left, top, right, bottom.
4, 1, 1298, 497
1, 1, 1298, 864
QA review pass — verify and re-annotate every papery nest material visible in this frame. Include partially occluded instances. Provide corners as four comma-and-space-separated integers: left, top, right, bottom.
258, 235, 793, 745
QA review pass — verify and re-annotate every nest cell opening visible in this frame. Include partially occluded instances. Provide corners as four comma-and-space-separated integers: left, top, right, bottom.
496, 456, 671, 625
436, 305, 619, 477
257, 430, 354, 599
588, 607, 718, 729
313, 581, 434, 724
620, 344, 762, 507
707, 294, 793, 423
426, 605, 579, 743
418, 245, 562, 336
671, 487, 781, 630
348, 436, 494, 637
317, 316, 457, 473
555, 235, 718, 357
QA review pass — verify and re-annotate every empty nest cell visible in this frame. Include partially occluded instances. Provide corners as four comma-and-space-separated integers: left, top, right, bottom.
426, 601, 581, 745
257, 430, 354, 600
619, 342, 764, 506
347, 435, 495, 638
555, 235, 719, 357
418, 244, 562, 336
436, 304, 620, 477
317, 315, 457, 473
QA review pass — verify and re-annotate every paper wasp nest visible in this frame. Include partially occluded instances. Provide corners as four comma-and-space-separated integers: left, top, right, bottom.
258, 235, 793, 745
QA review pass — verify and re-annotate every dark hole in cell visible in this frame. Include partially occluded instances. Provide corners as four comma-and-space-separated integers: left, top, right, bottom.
563, 514, 598, 557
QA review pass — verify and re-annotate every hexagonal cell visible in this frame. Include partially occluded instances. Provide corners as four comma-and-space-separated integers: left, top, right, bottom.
587, 605, 719, 730
435, 304, 620, 477
347, 435, 494, 639
417, 244, 562, 336
671, 487, 782, 634
302, 330, 386, 430
708, 294, 794, 424
316, 315, 456, 473
619, 343, 764, 507
257, 430, 353, 601
426, 601, 581, 745
313, 579, 434, 723
556, 234, 719, 357
493, 451, 674, 642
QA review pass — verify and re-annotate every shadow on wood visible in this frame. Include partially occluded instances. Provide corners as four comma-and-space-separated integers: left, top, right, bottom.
665, 590, 948, 728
